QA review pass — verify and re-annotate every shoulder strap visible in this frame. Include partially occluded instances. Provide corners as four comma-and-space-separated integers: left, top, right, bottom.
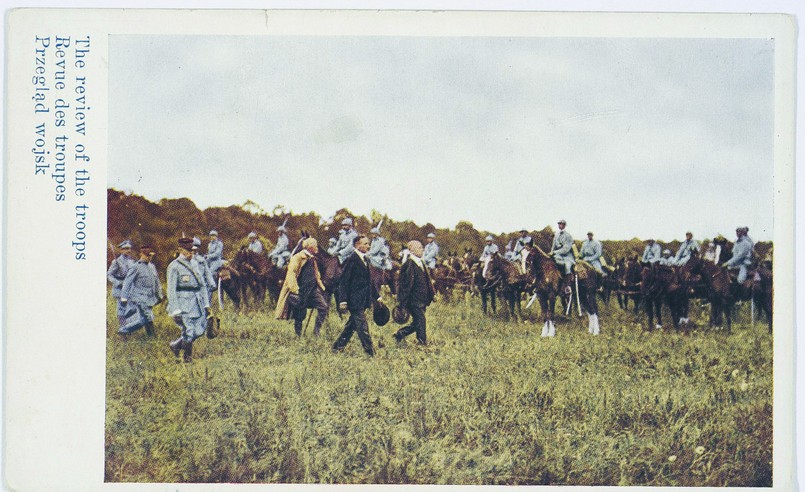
176, 258, 203, 285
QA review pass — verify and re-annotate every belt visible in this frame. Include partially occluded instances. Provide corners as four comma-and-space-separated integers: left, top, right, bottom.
176, 286, 201, 292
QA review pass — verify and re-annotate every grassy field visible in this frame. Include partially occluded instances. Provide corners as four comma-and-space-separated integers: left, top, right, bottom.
105, 291, 773, 486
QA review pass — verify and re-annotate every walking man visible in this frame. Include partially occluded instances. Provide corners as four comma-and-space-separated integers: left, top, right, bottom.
275, 237, 329, 337
393, 240, 435, 346
332, 235, 380, 357
119, 244, 163, 336
167, 237, 211, 363
107, 239, 137, 327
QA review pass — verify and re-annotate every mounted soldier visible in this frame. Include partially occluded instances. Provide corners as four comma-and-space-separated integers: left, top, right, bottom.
504, 240, 516, 261
580, 231, 604, 274
205, 229, 224, 279
268, 219, 292, 268
247, 231, 264, 254
333, 218, 359, 265
658, 249, 675, 266
641, 238, 662, 265
673, 231, 700, 266
513, 229, 532, 261
423, 232, 440, 269
548, 219, 576, 292
723, 226, 754, 287
367, 220, 392, 270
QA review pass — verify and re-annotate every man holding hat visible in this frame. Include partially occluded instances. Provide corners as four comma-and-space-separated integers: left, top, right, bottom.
167, 237, 211, 362
673, 232, 700, 267
423, 233, 440, 269
119, 244, 163, 336
333, 235, 381, 357
580, 231, 604, 274
247, 232, 264, 254
205, 230, 224, 279
333, 218, 358, 264
549, 219, 576, 274
107, 239, 137, 327
393, 240, 435, 346
723, 227, 754, 284
275, 237, 329, 337
269, 220, 292, 268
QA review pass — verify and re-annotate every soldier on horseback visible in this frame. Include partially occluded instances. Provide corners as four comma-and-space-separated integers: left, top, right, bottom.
423, 232, 440, 269
367, 220, 392, 270
723, 226, 754, 290
333, 218, 359, 264
673, 231, 700, 266
548, 219, 575, 293
580, 231, 604, 274
513, 229, 532, 261
268, 220, 291, 268
247, 231, 264, 254
641, 238, 662, 265
205, 230, 224, 279
659, 249, 675, 266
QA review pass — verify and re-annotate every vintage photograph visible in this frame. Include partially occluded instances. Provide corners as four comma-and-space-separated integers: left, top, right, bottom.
102, 25, 784, 486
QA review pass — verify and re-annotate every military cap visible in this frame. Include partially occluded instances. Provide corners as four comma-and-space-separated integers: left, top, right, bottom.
557, 219, 566, 225
178, 237, 194, 249
662, 249, 672, 256
209, 230, 218, 236
248, 231, 258, 238
427, 233, 436, 239
520, 229, 529, 234
118, 240, 133, 249
192, 237, 201, 250
485, 235, 494, 241
587, 231, 594, 236
341, 218, 353, 226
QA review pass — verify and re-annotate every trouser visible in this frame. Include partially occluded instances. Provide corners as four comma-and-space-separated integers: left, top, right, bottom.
394, 305, 427, 345
332, 309, 374, 356
737, 265, 748, 284
173, 313, 207, 342
115, 298, 128, 325
293, 289, 329, 336
588, 260, 603, 274
118, 302, 155, 334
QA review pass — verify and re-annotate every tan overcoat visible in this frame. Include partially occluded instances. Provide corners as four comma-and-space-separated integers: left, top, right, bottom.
274, 250, 325, 320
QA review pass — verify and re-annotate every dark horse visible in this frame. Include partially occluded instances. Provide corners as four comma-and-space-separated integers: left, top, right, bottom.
473, 261, 497, 315
485, 252, 529, 321
217, 263, 243, 310
572, 261, 602, 335
230, 248, 284, 309
524, 246, 563, 336
614, 256, 642, 313
639, 261, 693, 332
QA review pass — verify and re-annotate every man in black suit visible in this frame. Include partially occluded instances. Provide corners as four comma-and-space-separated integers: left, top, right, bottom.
393, 240, 435, 345
333, 235, 381, 356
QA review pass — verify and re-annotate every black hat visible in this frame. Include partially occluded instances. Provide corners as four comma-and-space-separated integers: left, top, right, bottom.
373, 301, 390, 326
178, 237, 194, 249
392, 305, 410, 324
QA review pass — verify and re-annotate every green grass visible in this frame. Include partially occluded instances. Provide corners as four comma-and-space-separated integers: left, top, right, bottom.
105, 292, 773, 485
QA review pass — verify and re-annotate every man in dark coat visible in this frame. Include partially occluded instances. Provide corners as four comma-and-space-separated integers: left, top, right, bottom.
333, 235, 381, 356
393, 240, 435, 345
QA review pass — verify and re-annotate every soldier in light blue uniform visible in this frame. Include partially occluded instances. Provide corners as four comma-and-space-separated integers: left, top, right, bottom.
549, 219, 576, 275
205, 230, 224, 279
192, 237, 216, 294
268, 223, 292, 268
423, 233, 440, 269
724, 227, 754, 284
367, 221, 392, 270
333, 218, 358, 264
513, 230, 532, 261
580, 231, 604, 274
167, 237, 210, 363
326, 237, 338, 256
659, 249, 675, 266
504, 240, 516, 261
107, 240, 137, 327
673, 232, 700, 266
479, 235, 499, 260
247, 232, 264, 254
641, 239, 662, 264
119, 245, 163, 336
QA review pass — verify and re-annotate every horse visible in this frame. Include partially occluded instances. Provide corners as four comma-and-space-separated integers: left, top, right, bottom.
524, 245, 563, 336
752, 261, 773, 333
639, 261, 694, 333
485, 252, 529, 321
473, 261, 497, 315
430, 265, 458, 301
572, 261, 602, 335
230, 247, 283, 309
614, 256, 642, 313
216, 263, 243, 311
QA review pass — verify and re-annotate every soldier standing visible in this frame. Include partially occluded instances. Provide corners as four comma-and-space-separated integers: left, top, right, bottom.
119, 244, 163, 337
107, 239, 137, 327
167, 237, 211, 363
205, 230, 224, 279
393, 240, 435, 346
673, 232, 700, 266
580, 231, 604, 274
422, 233, 440, 269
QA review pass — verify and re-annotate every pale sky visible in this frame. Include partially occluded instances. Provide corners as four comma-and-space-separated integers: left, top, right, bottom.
109, 35, 774, 241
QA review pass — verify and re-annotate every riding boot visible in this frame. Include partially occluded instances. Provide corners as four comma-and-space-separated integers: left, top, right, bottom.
169, 337, 183, 357
183, 340, 193, 363
144, 322, 155, 336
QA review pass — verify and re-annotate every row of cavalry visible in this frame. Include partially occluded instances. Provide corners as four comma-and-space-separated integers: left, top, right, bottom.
217, 234, 773, 335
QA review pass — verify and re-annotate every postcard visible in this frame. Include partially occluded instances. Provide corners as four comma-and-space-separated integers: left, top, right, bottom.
3, 8, 797, 491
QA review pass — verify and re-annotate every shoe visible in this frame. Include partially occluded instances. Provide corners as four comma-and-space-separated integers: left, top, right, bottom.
183, 341, 193, 363
144, 322, 154, 336
169, 338, 183, 357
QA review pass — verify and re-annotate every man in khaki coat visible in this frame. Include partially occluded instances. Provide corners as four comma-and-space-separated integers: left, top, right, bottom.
275, 237, 328, 336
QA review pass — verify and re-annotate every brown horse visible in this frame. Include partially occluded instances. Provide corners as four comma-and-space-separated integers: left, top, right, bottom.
473, 261, 497, 315
485, 252, 529, 321
752, 262, 773, 333
217, 263, 243, 311
614, 256, 642, 313
524, 246, 562, 336
230, 248, 284, 309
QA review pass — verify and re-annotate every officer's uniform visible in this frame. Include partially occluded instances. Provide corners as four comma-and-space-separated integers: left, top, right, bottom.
423, 235, 440, 269
642, 242, 662, 264
167, 244, 210, 360
269, 231, 291, 268
107, 240, 137, 324
513, 234, 532, 261
192, 238, 216, 293
725, 232, 754, 283
326, 238, 338, 256
658, 250, 675, 266
247, 233, 264, 254
673, 238, 700, 266
334, 220, 359, 264
480, 241, 499, 260
119, 255, 162, 335
580, 238, 604, 273
504, 241, 516, 261
368, 235, 392, 270
551, 229, 576, 275
205, 231, 224, 277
